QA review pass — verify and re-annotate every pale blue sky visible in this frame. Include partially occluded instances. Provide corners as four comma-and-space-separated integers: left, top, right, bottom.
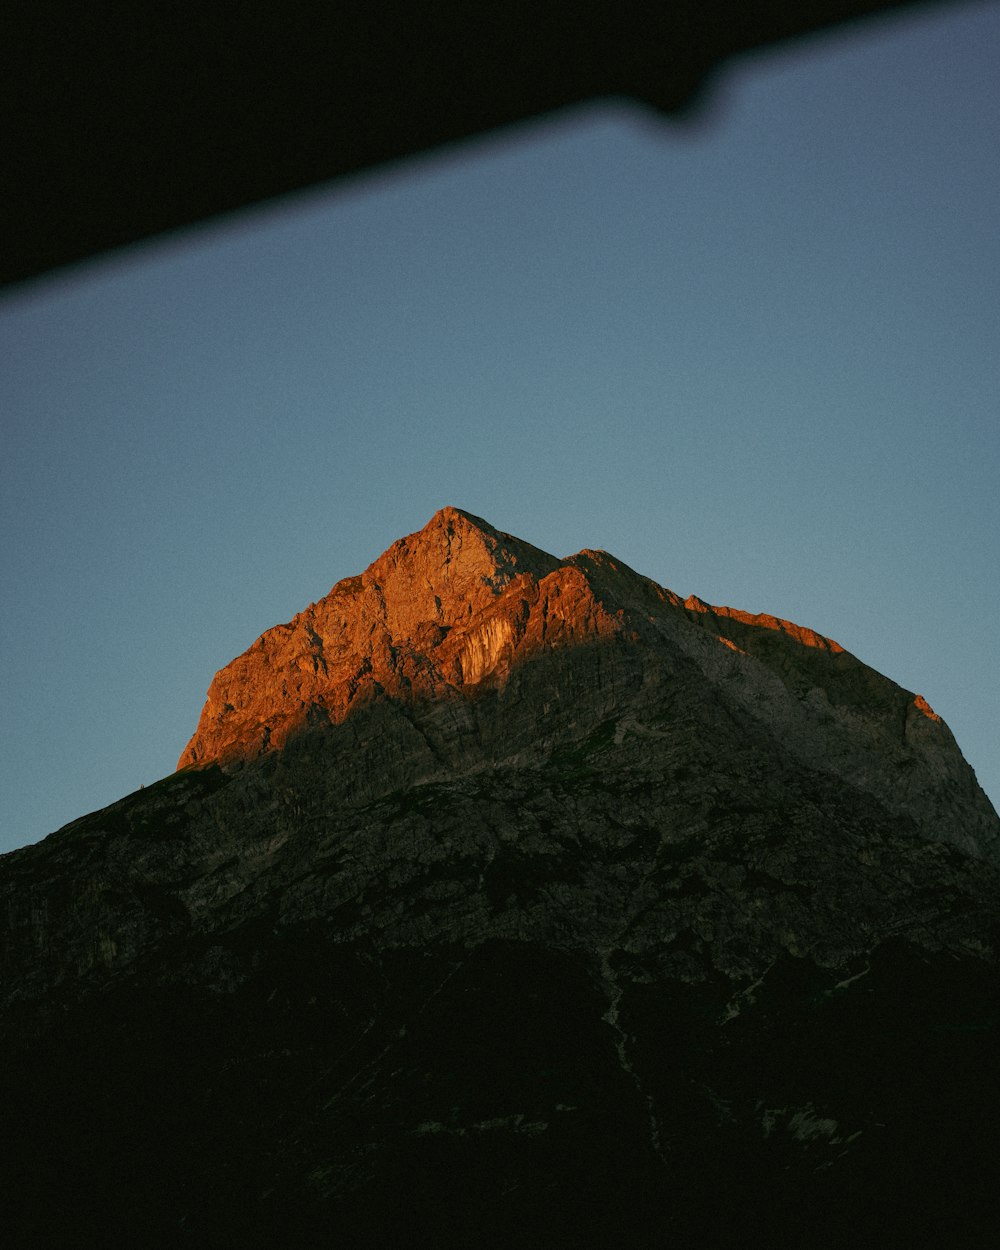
2, 1, 998, 853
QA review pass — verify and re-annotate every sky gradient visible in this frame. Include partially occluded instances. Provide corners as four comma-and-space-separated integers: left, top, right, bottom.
2, 1, 998, 853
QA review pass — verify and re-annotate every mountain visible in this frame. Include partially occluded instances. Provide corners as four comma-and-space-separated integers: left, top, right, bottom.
2, 507, 998, 1247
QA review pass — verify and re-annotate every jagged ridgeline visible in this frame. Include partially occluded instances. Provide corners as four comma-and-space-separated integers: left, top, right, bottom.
2, 507, 998, 1246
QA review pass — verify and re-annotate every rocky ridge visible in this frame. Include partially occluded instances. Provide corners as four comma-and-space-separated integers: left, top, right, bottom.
1, 506, 998, 1246
180, 506, 998, 860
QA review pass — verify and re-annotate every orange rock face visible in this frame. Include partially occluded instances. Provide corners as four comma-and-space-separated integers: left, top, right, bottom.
178, 506, 996, 865
684, 595, 844, 653
177, 507, 633, 768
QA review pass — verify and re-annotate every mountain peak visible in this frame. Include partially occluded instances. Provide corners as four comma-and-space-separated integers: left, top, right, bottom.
178, 510, 589, 769
362, 506, 561, 607
7, 515, 1000, 1245
423, 503, 494, 532
175, 509, 998, 862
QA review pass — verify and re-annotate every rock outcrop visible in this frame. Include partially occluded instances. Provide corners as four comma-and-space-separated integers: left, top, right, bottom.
180, 506, 998, 860
1, 507, 998, 1246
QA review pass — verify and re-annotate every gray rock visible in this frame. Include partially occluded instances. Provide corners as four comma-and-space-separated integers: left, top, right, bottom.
1, 507, 998, 1246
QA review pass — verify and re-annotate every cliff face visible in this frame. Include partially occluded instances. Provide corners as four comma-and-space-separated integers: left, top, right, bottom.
2, 507, 999, 1246
179, 506, 998, 859
178, 507, 619, 768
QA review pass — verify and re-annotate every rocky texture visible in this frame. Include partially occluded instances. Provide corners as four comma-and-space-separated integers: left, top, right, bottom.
2, 507, 999, 1246
180, 506, 998, 859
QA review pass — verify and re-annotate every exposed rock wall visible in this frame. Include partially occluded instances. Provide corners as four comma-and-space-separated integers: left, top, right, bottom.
2, 507, 999, 1246
179, 506, 999, 861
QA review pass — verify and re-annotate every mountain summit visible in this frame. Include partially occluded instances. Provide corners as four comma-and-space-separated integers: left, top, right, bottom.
179, 505, 609, 767
2, 509, 999, 1245
180, 506, 997, 859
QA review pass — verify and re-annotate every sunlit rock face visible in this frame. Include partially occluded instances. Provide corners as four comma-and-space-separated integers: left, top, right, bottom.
177, 507, 618, 768
179, 506, 998, 860
2, 508, 999, 1245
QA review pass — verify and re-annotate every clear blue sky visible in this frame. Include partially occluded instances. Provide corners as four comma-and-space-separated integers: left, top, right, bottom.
2, 1, 998, 854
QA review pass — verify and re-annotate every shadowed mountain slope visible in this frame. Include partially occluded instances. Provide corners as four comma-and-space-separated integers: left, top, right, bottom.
2, 508, 998, 1246
180, 506, 998, 858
